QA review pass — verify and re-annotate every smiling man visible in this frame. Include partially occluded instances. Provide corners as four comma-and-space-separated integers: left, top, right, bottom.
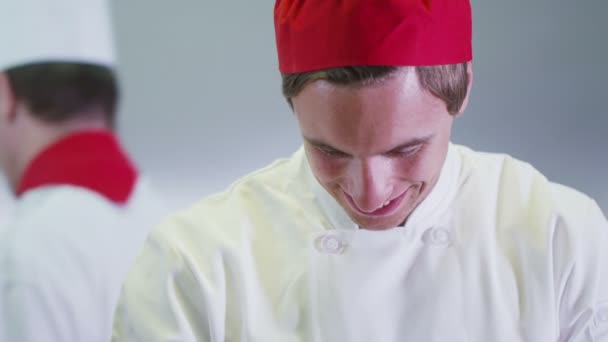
292, 66, 462, 231
113, 0, 608, 341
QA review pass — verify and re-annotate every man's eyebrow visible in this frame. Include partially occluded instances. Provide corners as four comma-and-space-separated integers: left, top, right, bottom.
303, 137, 348, 153
303, 134, 434, 155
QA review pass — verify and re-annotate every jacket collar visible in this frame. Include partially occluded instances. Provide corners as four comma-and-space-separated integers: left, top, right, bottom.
16, 130, 138, 204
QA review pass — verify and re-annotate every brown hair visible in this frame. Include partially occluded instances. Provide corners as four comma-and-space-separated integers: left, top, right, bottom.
5, 62, 119, 127
282, 63, 469, 115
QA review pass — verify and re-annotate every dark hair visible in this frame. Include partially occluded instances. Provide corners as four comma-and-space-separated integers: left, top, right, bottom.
5, 62, 119, 126
282, 63, 469, 115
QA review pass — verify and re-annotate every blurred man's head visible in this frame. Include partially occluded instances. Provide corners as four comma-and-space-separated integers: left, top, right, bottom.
275, 0, 473, 229
0, 0, 117, 190
1, 62, 119, 126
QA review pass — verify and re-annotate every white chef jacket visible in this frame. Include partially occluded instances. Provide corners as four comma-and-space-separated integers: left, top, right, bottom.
0, 131, 165, 342
113, 144, 608, 341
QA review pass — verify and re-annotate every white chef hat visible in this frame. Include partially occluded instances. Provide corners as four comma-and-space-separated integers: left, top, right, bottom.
0, 0, 116, 71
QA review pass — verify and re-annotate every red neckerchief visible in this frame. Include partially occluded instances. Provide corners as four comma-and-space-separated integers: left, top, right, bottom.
16, 130, 138, 204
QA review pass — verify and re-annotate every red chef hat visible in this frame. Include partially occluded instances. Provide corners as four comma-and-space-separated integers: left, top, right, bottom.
274, 0, 473, 74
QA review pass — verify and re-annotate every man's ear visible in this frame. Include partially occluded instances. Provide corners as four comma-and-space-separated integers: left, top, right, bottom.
0, 73, 18, 123
456, 61, 473, 116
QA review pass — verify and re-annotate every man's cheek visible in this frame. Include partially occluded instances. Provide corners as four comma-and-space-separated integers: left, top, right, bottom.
312, 160, 344, 182
394, 158, 437, 184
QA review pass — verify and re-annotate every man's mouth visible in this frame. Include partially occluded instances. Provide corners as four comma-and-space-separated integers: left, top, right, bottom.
345, 190, 408, 217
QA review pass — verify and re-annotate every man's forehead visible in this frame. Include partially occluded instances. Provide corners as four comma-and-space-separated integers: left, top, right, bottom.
294, 69, 425, 111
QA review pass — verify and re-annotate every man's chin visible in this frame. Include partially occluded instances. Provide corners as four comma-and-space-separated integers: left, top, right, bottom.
347, 211, 410, 231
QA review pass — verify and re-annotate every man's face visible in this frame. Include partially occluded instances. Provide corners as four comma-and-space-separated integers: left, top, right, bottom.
0, 74, 12, 170
0, 73, 19, 186
293, 68, 458, 230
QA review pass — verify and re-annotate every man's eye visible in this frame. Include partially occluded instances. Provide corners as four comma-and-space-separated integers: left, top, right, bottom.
390, 145, 422, 158
317, 146, 348, 157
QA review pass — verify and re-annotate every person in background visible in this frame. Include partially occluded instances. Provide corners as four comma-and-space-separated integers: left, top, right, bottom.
0, 0, 165, 341
0, 183, 14, 224
113, 0, 608, 341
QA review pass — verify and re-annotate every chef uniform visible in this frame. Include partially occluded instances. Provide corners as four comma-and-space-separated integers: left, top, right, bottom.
0, 1, 166, 341
112, 0, 608, 341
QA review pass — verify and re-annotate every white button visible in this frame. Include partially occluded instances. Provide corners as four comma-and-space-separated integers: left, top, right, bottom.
314, 233, 348, 254
422, 227, 453, 247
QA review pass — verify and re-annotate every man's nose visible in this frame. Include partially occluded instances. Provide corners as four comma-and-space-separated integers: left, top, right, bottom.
348, 158, 392, 213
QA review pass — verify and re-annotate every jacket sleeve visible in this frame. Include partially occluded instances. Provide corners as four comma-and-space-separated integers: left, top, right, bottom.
112, 221, 227, 342
557, 200, 608, 341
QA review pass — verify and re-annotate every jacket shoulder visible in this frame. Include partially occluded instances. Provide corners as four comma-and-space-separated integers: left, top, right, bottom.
149, 150, 314, 253
454, 145, 602, 235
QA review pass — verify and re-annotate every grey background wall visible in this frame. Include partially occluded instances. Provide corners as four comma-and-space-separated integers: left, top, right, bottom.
1, 0, 606, 219
112, 0, 608, 211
